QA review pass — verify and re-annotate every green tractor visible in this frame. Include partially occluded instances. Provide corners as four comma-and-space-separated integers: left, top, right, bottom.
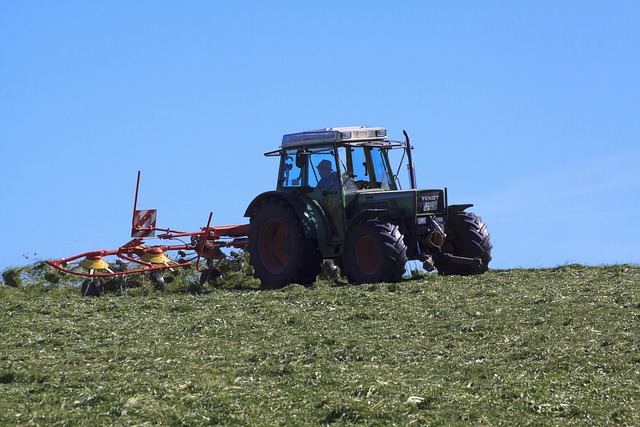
245, 126, 492, 287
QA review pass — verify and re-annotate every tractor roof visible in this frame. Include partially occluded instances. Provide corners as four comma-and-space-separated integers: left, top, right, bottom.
281, 126, 387, 147
264, 126, 403, 156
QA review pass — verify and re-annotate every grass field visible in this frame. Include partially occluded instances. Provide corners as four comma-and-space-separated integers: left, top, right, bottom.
1, 263, 639, 426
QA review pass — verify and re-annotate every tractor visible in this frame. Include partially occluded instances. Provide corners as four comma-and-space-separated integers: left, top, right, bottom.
245, 126, 492, 288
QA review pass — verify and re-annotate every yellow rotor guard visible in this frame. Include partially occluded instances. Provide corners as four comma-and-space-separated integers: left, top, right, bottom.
141, 251, 171, 265
79, 257, 110, 270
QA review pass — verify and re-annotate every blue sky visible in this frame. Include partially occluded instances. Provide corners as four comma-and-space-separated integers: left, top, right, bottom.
1, 1, 639, 271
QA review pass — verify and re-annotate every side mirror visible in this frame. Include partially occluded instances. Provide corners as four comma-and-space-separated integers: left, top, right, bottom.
295, 149, 309, 168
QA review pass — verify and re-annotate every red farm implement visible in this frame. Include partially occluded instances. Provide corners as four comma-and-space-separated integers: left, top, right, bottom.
46, 172, 249, 295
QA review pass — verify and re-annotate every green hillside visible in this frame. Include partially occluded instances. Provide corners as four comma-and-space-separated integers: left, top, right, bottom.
1, 264, 639, 425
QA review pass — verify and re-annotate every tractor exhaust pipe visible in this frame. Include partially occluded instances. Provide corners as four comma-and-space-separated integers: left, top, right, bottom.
403, 130, 417, 190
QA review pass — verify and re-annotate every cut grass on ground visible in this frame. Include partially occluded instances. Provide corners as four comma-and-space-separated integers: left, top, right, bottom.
1, 264, 639, 425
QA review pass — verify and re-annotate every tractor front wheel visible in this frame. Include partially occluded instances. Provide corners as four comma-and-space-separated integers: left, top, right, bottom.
343, 219, 408, 284
434, 211, 492, 275
248, 199, 321, 288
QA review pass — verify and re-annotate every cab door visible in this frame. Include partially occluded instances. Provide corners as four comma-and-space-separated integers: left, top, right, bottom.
305, 146, 349, 245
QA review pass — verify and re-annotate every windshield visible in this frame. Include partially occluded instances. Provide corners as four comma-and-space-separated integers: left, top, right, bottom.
344, 146, 398, 190
278, 144, 400, 191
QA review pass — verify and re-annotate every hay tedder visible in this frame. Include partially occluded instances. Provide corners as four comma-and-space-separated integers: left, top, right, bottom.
46, 172, 249, 296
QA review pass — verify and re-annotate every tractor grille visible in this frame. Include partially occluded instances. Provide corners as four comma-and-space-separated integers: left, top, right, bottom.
416, 190, 445, 215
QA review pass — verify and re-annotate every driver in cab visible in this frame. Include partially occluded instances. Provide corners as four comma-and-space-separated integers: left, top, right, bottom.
316, 159, 338, 190
317, 159, 357, 192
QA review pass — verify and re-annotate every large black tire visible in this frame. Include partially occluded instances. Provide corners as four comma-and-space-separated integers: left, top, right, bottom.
434, 211, 492, 275
248, 199, 322, 288
343, 219, 408, 284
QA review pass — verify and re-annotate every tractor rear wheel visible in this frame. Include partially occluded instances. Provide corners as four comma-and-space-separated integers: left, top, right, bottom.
343, 219, 408, 284
434, 211, 492, 275
248, 199, 322, 288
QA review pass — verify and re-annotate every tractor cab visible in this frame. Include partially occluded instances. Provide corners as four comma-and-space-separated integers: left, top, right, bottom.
267, 126, 406, 193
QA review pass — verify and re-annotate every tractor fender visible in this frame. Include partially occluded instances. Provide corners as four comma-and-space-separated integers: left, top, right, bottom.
447, 204, 474, 215
244, 191, 321, 240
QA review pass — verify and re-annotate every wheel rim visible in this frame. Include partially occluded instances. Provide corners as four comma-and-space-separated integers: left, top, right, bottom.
259, 218, 291, 275
355, 235, 379, 275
